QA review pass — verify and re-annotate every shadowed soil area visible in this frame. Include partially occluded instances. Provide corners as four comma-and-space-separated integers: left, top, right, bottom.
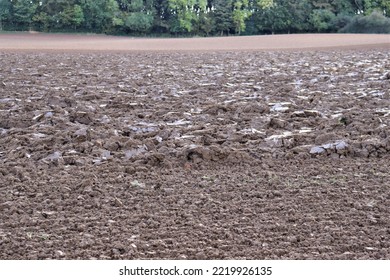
0, 34, 389, 259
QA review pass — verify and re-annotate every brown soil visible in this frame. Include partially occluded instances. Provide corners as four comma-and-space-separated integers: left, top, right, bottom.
0, 33, 389, 51
0, 34, 390, 260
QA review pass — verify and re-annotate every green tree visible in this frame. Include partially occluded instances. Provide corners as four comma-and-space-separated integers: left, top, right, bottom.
331, 0, 356, 15
82, 0, 121, 33
168, 0, 207, 33
1, 0, 389, 36
118, 0, 155, 34
362, 0, 390, 15
332, 13, 353, 30
351, 0, 387, 14
311, 0, 333, 10
232, 0, 252, 34
379, 0, 390, 15
32, 11, 50, 31
60, 4, 84, 30
107, 0, 124, 30
257, 0, 274, 9
125, 12, 154, 33
13, 0, 38, 30
310, 9, 337, 32
197, 10, 213, 35
35, 0, 76, 30
213, 0, 233, 35
0, 0, 11, 30
254, 2, 289, 34
254, 0, 312, 34
340, 10, 390, 33
73, 4, 85, 28
152, 0, 171, 33
129, 0, 144, 11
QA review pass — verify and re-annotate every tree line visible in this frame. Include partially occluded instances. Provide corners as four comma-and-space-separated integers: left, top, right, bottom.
1, 0, 389, 35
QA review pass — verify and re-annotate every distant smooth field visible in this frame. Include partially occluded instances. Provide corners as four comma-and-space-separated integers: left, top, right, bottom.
0, 33, 389, 51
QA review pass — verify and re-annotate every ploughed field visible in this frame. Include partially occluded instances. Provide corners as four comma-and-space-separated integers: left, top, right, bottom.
0, 36, 390, 259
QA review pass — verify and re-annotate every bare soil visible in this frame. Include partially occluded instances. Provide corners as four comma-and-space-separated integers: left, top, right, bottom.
0, 34, 390, 259
0, 33, 389, 51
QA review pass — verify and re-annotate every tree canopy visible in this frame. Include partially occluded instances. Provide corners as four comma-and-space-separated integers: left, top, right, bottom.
0, 0, 389, 35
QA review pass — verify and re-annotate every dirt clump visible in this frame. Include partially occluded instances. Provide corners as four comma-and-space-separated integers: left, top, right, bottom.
1, 47, 390, 259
